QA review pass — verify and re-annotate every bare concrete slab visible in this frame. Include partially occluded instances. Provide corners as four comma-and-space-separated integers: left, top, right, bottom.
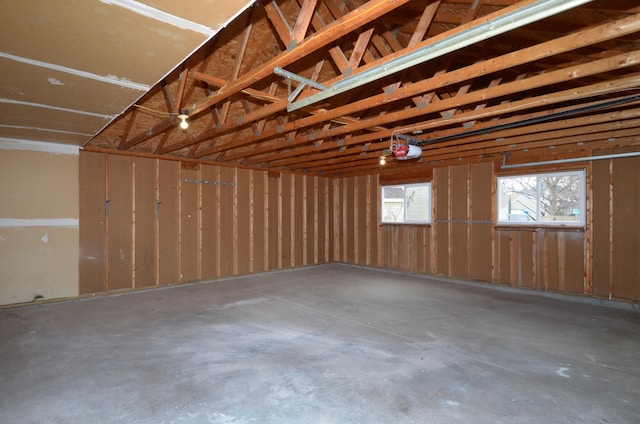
1, 264, 639, 423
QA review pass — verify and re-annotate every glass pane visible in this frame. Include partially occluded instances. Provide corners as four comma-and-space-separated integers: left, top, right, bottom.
382, 186, 404, 222
539, 174, 581, 223
405, 185, 430, 222
498, 176, 538, 222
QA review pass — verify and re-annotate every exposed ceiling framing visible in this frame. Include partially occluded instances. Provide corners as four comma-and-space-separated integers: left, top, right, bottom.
31, 0, 640, 176
0, 0, 254, 145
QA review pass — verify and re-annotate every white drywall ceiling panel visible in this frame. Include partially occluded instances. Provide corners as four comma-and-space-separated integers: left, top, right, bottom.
0, 0, 255, 145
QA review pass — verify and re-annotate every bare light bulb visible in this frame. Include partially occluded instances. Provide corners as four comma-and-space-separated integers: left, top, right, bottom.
178, 114, 189, 130
379, 156, 386, 165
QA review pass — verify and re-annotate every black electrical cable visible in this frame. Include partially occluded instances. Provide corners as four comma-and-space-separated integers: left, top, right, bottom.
409, 93, 640, 146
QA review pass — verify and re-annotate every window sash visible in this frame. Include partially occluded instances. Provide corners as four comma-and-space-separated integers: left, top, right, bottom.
381, 182, 431, 224
497, 170, 585, 227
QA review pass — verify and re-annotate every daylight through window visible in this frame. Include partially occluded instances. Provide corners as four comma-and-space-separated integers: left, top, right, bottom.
497, 170, 585, 226
381, 182, 432, 224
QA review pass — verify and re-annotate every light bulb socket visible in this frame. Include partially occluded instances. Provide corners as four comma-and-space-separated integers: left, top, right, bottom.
178, 114, 189, 129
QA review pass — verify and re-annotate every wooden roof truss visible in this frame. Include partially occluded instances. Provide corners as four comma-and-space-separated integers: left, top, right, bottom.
88, 0, 640, 176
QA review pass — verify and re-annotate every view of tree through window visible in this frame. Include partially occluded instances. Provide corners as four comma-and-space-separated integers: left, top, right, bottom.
497, 170, 584, 226
382, 183, 431, 224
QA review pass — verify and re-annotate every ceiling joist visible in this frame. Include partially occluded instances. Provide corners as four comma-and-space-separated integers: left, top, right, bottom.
85, 0, 640, 176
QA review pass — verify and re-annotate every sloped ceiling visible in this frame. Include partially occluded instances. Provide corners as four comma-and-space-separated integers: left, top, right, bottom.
5, 0, 640, 177
0, 0, 254, 145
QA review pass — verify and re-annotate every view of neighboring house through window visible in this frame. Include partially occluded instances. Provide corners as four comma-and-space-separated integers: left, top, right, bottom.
497, 170, 585, 226
381, 182, 431, 224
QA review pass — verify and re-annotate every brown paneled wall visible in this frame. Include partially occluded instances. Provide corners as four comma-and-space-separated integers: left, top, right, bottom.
79, 151, 330, 294
333, 159, 639, 303
80, 150, 640, 303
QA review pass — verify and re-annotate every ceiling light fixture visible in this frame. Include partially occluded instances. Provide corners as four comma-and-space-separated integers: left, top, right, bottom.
379, 156, 386, 165
178, 114, 189, 130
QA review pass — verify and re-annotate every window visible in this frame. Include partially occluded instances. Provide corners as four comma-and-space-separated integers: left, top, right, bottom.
381, 182, 431, 224
497, 170, 585, 226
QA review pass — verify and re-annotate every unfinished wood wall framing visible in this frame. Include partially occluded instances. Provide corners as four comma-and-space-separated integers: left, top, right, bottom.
79, 151, 330, 294
332, 160, 640, 303
80, 150, 640, 303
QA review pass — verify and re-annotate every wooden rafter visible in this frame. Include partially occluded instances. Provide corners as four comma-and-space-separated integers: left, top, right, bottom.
242, 68, 640, 165
89, 0, 640, 177
206, 13, 640, 161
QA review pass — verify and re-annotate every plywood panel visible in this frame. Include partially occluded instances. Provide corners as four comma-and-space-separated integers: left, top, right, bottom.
416, 227, 425, 272
451, 223, 468, 279
411, 227, 420, 272
79, 151, 106, 294
434, 167, 449, 276
424, 226, 432, 274
134, 157, 157, 288
107, 154, 133, 291
395, 226, 406, 271
469, 224, 492, 282
369, 175, 379, 267
200, 165, 219, 279
330, 179, 342, 262
435, 222, 449, 276
316, 178, 329, 263
450, 166, 468, 278
281, 173, 293, 268
564, 232, 585, 295
345, 177, 355, 264
545, 231, 560, 292
294, 174, 305, 266
306, 176, 316, 265
236, 168, 251, 275
158, 160, 179, 285
380, 226, 388, 269
387, 225, 398, 269
497, 230, 511, 284
253, 170, 267, 273
519, 231, 535, 289
470, 163, 492, 219
219, 167, 236, 276
268, 172, 280, 269
180, 167, 199, 282
356, 176, 368, 265
611, 155, 640, 300
469, 162, 492, 282
450, 166, 468, 221
591, 156, 611, 298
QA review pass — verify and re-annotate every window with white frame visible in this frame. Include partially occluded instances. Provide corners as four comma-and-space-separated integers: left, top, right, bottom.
381, 182, 431, 224
497, 170, 585, 226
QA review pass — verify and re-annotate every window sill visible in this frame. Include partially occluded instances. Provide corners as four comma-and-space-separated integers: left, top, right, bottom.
380, 222, 432, 228
494, 225, 585, 232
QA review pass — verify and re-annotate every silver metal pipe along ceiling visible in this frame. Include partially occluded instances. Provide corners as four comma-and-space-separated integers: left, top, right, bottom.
501, 151, 640, 169
283, 0, 594, 112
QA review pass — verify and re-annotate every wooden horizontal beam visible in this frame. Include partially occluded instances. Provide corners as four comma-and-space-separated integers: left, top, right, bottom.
184, 0, 412, 117
199, 12, 640, 160
239, 55, 640, 164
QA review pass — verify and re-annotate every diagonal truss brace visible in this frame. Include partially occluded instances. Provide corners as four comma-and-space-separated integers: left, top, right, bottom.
281, 0, 594, 112
274, 67, 328, 103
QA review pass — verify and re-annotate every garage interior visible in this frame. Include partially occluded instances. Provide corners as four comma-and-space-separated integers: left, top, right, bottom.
1, 0, 640, 422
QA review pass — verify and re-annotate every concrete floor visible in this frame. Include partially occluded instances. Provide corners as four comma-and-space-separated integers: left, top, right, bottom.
1, 264, 639, 424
